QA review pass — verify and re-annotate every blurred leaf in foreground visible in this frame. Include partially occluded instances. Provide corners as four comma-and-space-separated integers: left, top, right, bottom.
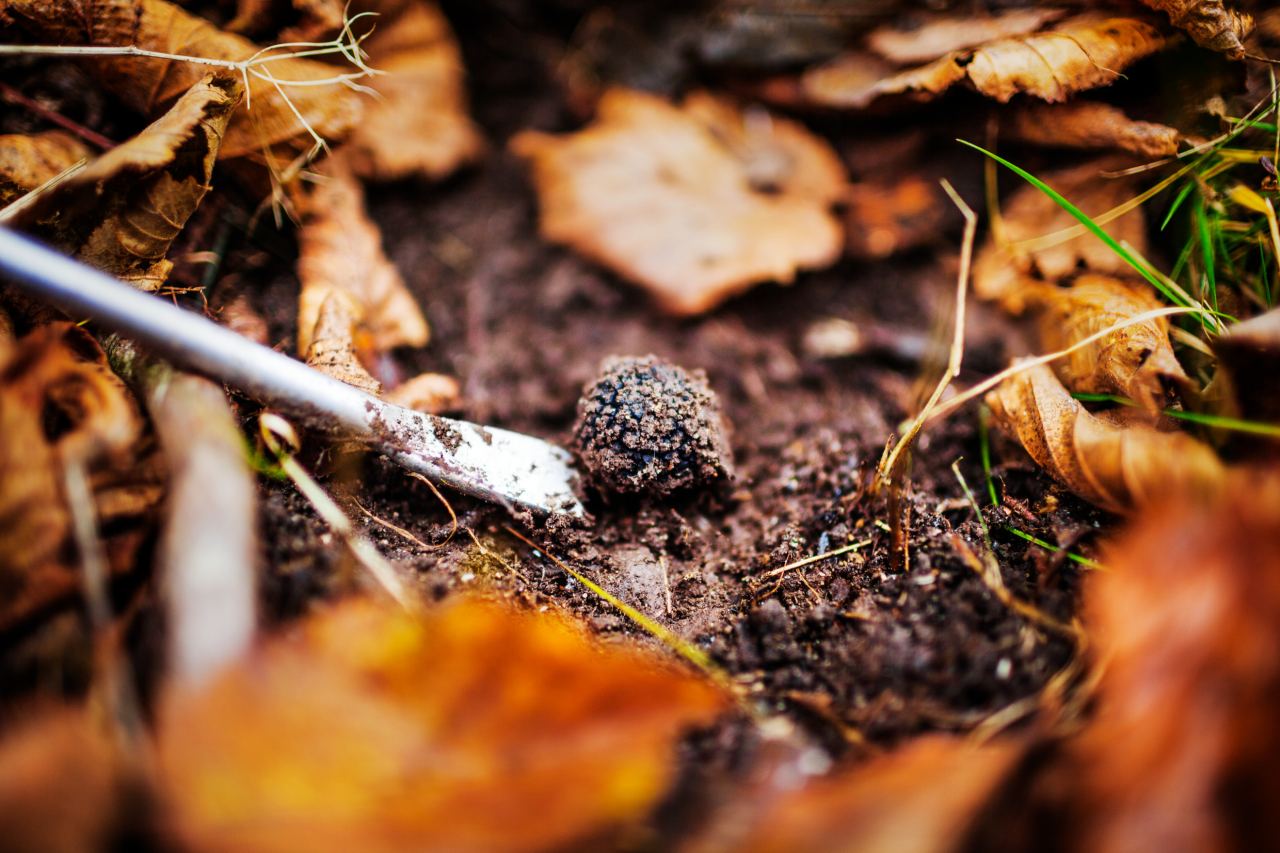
513, 88, 845, 316
158, 596, 728, 852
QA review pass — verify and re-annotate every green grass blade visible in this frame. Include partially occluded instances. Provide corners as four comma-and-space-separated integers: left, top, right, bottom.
1005, 526, 1105, 570
1161, 180, 1196, 231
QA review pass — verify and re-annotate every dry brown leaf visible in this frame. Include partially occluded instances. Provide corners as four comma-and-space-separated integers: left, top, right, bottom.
865, 7, 1069, 66
694, 736, 1026, 853
1212, 306, 1280, 424
512, 88, 845, 316
158, 596, 728, 852
1139, 0, 1253, 58
1004, 101, 1181, 160
296, 154, 428, 357
0, 323, 143, 630
1030, 273, 1190, 409
304, 293, 384, 395
383, 371, 461, 414
11, 74, 241, 290
986, 362, 1223, 514
974, 158, 1147, 313
1070, 471, 1280, 850
0, 0, 362, 160
0, 130, 91, 206
845, 175, 952, 259
803, 15, 1167, 109
342, 1, 485, 182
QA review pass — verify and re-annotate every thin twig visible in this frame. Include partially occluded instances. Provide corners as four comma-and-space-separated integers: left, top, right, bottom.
0, 81, 116, 148
760, 540, 872, 578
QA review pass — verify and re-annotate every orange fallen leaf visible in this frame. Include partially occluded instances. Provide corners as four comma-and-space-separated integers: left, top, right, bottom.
296, 153, 428, 358
1138, 0, 1254, 58
158, 596, 728, 853
803, 15, 1167, 109
693, 736, 1026, 853
0, 0, 363, 160
865, 7, 1069, 66
10, 74, 241, 290
1003, 101, 1181, 160
0, 130, 91, 206
342, 0, 485, 182
512, 88, 845, 316
303, 293, 383, 395
0, 323, 143, 631
1071, 471, 1280, 850
1212, 305, 1280, 423
383, 371, 460, 414
986, 362, 1223, 514
1030, 273, 1190, 410
974, 158, 1148, 313
845, 175, 952, 259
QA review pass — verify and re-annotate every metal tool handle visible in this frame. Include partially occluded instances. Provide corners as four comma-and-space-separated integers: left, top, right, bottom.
0, 228, 584, 517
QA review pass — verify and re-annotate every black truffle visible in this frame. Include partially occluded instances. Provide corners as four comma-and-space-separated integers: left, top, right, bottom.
574, 355, 733, 498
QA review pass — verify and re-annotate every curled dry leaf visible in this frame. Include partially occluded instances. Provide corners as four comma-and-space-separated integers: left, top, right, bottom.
0, 0, 362, 160
1138, 0, 1254, 58
865, 7, 1069, 66
803, 15, 1167, 110
986, 362, 1222, 514
1071, 472, 1280, 850
158, 596, 728, 852
0, 323, 143, 631
304, 293, 384, 396
694, 736, 1026, 853
512, 88, 845, 316
383, 371, 461, 414
342, 0, 485, 182
1003, 101, 1181, 160
0, 130, 90, 206
10, 74, 241, 290
296, 154, 428, 358
974, 158, 1148, 313
1030, 273, 1190, 410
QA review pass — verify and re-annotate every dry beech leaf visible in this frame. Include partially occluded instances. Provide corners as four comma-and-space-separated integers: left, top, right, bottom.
695, 736, 1026, 853
304, 293, 384, 395
512, 88, 845, 316
1029, 273, 1190, 410
1004, 101, 1181, 160
986, 362, 1223, 514
0, 130, 91, 206
0, 0, 362, 160
865, 7, 1069, 66
845, 174, 952, 259
383, 371, 461, 414
296, 154, 428, 357
158, 596, 728, 853
803, 15, 1167, 109
0, 323, 143, 630
342, 0, 485, 182
11, 74, 241, 291
1139, 0, 1254, 58
1071, 472, 1280, 850
974, 158, 1147, 313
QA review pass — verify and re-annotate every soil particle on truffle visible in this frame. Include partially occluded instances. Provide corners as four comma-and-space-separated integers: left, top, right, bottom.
574, 355, 733, 498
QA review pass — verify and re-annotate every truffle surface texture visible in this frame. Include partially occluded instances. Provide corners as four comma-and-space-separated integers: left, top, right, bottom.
574, 355, 733, 497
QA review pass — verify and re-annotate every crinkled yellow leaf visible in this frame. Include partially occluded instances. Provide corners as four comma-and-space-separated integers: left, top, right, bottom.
1004, 101, 1181, 160
865, 7, 1068, 65
158, 596, 728, 853
513, 88, 845, 316
986, 362, 1223, 514
1139, 0, 1253, 58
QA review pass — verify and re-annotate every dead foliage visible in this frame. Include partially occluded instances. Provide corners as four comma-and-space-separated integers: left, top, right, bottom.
383, 371, 460, 414
8, 74, 240, 290
342, 0, 485, 182
0, 323, 143, 631
864, 7, 1069, 66
0, 0, 363, 160
513, 88, 845, 315
1003, 102, 1181, 160
801, 15, 1168, 110
1069, 471, 1280, 850
157, 596, 728, 852
986, 362, 1223, 514
1212, 306, 1280, 423
304, 293, 384, 395
1138, 0, 1254, 58
974, 158, 1148, 313
0, 130, 90, 206
295, 153, 428, 362
844, 175, 952, 260
1031, 273, 1190, 410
